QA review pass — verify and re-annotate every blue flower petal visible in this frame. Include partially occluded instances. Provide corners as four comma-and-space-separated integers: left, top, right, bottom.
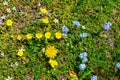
62, 26, 69, 34
91, 75, 97, 80
116, 62, 120, 69
106, 22, 112, 26
82, 57, 88, 63
79, 52, 87, 59
73, 21, 80, 27
79, 64, 86, 70
104, 25, 110, 31
104, 22, 112, 31
80, 33, 88, 38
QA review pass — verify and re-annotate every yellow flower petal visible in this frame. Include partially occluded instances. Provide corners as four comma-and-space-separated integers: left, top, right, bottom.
40, 8, 47, 14
45, 32, 51, 39
36, 33, 43, 39
55, 32, 62, 39
42, 18, 49, 24
17, 50, 23, 57
17, 35, 22, 40
45, 45, 57, 58
26, 34, 32, 39
6, 19, 13, 26
49, 59, 58, 68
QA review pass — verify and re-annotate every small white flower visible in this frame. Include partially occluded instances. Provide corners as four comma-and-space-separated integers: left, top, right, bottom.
6, 8, 11, 13
6, 76, 13, 80
46, 12, 51, 17
1, 15, 6, 20
14, 62, 19, 66
20, 46, 25, 51
10, 62, 19, 67
82, 26, 86, 29
53, 18, 59, 23
12, 7, 16, 11
22, 61, 26, 64
39, 12, 44, 16
0, 52, 4, 56
0, 19, 3, 24
3, 1, 8, 5
38, 3, 41, 6
10, 64, 14, 67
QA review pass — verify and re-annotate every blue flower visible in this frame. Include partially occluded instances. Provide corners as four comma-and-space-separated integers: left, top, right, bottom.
80, 33, 88, 38
79, 64, 86, 70
73, 21, 80, 27
107, 22, 112, 26
79, 52, 87, 59
116, 62, 120, 69
104, 25, 110, 31
62, 26, 69, 34
82, 57, 88, 63
91, 75, 97, 80
104, 22, 112, 31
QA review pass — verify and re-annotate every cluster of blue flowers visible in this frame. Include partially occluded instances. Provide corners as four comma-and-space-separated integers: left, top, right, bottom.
103, 22, 112, 31
79, 52, 98, 80
62, 25, 69, 36
61, 21, 115, 80
79, 52, 88, 70
62, 21, 88, 39
73, 21, 88, 38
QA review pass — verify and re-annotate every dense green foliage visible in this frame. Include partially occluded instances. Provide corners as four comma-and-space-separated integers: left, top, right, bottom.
0, 0, 120, 80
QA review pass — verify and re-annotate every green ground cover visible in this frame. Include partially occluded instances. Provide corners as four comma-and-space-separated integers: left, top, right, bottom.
0, 0, 120, 80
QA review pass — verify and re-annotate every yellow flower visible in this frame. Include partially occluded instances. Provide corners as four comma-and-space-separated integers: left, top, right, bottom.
6, 19, 13, 26
26, 34, 32, 39
17, 35, 22, 40
42, 18, 49, 24
49, 59, 58, 68
40, 8, 47, 14
55, 32, 62, 39
17, 49, 23, 57
45, 32, 51, 39
69, 71, 77, 77
45, 45, 57, 58
36, 33, 43, 39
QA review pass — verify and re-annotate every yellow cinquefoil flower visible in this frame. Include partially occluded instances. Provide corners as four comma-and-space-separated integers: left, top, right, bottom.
42, 18, 49, 24
17, 49, 23, 57
45, 32, 51, 39
40, 8, 47, 14
45, 45, 57, 58
6, 19, 13, 26
55, 32, 62, 39
36, 33, 43, 39
69, 71, 77, 77
17, 35, 22, 40
26, 34, 32, 39
49, 59, 58, 68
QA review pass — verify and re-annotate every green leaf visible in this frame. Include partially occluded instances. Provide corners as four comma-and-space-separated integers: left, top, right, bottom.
82, 71, 92, 78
